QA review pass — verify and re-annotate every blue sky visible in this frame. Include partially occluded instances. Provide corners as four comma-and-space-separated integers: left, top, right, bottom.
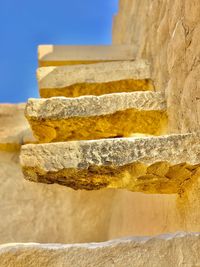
0, 0, 118, 103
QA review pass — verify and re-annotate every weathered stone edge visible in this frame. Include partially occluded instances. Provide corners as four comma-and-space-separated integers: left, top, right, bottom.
0, 232, 198, 250
20, 133, 200, 172
0, 232, 199, 267
25, 92, 166, 119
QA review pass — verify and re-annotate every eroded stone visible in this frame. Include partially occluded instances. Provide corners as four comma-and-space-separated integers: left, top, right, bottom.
0, 233, 199, 267
113, 0, 200, 236
37, 60, 153, 97
0, 104, 35, 151
20, 133, 200, 194
38, 45, 135, 66
25, 92, 167, 142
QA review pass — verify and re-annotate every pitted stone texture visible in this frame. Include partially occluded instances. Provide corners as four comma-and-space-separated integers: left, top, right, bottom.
38, 45, 135, 66
0, 151, 182, 243
0, 108, 181, 243
113, 0, 200, 134
113, 0, 200, 230
0, 104, 35, 151
20, 133, 200, 194
27, 92, 166, 118
25, 92, 167, 142
38, 60, 153, 98
0, 233, 200, 267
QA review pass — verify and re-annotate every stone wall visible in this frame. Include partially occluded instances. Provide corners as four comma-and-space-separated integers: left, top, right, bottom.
113, 0, 200, 232
113, 0, 200, 133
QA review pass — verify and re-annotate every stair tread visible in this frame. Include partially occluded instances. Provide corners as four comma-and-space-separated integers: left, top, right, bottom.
27, 92, 166, 118
1, 233, 199, 266
38, 45, 135, 67
20, 133, 200, 194
25, 92, 167, 142
38, 60, 153, 98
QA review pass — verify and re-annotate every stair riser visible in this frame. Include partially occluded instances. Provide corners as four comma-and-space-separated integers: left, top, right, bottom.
37, 60, 152, 97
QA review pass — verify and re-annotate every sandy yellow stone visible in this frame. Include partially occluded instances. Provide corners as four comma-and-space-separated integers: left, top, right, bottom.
25, 92, 167, 142
20, 133, 200, 194
113, 0, 200, 238
0, 233, 199, 267
38, 45, 135, 66
37, 60, 153, 98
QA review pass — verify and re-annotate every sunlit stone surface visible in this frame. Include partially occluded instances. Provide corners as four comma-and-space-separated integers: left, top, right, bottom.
0, 233, 200, 267
38, 60, 153, 97
38, 45, 135, 66
25, 92, 167, 142
20, 133, 200, 194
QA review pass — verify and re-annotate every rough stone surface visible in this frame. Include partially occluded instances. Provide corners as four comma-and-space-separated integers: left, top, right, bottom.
113, 0, 200, 135
38, 45, 135, 66
0, 106, 182, 244
0, 233, 200, 267
113, 0, 200, 237
0, 104, 34, 151
25, 92, 167, 142
38, 60, 153, 98
0, 150, 181, 243
20, 133, 200, 194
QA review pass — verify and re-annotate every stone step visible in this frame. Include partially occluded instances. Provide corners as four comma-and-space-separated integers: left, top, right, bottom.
25, 92, 167, 142
0, 233, 199, 267
0, 104, 35, 151
20, 133, 200, 194
38, 45, 135, 67
37, 60, 153, 98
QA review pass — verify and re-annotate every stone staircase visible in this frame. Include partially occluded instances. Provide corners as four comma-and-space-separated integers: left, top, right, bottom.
20, 45, 200, 197
1, 44, 199, 267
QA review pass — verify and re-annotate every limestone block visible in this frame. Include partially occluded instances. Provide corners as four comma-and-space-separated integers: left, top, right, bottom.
0, 233, 200, 267
38, 45, 135, 67
20, 133, 200, 194
37, 60, 154, 98
0, 104, 35, 151
25, 92, 167, 142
